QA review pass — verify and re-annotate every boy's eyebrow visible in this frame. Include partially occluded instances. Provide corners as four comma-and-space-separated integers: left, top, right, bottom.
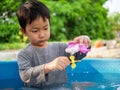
42, 24, 49, 28
31, 27, 40, 29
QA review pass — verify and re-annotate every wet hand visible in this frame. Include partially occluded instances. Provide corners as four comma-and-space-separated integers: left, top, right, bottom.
73, 35, 91, 48
44, 56, 70, 73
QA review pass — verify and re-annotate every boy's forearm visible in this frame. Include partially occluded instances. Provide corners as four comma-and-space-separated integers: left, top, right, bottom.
19, 65, 46, 86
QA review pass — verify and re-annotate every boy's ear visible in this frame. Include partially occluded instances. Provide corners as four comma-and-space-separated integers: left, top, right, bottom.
20, 27, 27, 36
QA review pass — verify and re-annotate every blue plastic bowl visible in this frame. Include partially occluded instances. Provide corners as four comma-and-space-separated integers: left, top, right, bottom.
0, 58, 120, 89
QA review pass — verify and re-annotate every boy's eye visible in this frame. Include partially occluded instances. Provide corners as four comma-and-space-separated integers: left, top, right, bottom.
44, 27, 48, 30
31, 29, 38, 32
32, 31, 37, 32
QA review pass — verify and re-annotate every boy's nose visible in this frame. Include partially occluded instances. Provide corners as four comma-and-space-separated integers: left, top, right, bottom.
39, 32, 45, 38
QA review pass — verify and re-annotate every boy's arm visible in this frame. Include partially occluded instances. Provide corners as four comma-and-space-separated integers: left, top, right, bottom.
17, 51, 46, 87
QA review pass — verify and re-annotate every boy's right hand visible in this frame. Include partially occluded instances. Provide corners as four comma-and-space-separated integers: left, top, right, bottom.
44, 56, 70, 73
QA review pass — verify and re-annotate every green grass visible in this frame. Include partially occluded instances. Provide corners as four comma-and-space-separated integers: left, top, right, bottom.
0, 43, 27, 50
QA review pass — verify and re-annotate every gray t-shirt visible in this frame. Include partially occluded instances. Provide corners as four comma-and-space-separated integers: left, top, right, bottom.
17, 42, 86, 88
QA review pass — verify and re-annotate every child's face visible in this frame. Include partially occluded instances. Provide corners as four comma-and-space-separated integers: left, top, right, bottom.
22, 17, 50, 48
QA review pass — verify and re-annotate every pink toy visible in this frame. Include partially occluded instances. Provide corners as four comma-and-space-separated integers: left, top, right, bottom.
65, 41, 90, 55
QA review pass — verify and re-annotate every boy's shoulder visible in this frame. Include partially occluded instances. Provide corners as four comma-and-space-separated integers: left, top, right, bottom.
18, 44, 33, 55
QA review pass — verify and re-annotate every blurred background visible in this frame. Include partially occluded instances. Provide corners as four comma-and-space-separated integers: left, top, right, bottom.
0, 0, 120, 59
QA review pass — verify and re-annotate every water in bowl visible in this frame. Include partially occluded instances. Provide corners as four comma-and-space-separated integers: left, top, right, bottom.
18, 73, 120, 90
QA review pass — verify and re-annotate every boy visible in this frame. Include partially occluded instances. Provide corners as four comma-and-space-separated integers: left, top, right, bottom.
17, 0, 91, 88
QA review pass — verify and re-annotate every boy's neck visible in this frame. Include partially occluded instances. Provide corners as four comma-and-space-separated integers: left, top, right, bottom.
31, 42, 49, 48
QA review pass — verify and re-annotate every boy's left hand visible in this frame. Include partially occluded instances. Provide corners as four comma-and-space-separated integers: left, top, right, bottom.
73, 35, 91, 48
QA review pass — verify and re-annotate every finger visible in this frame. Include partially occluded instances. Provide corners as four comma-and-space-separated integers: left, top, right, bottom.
73, 36, 85, 44
57, 64, 65, 71
81, 36, 91, 46
58, 57, 70, 70
60, 57, 70, 66
73, 37, 80, 43
84, 37, 91, 47
55, 58, 66, 70
83, 38, 88, 45
84, 38, 91, 47
88, 40, 92, 47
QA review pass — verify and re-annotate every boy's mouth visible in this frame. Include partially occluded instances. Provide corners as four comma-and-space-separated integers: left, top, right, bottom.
39, 39, 47, 42
37, 40, 48, 45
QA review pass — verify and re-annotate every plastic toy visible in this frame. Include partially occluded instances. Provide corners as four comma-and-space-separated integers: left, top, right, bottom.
65, 41, 90, 69
69, 55, 80, 69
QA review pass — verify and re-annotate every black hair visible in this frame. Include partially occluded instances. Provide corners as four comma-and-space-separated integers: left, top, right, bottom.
17, 0, 50, 30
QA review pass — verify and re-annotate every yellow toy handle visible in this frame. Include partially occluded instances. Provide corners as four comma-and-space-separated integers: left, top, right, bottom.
71, 63, 76, 69
69, 55, 80, 69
